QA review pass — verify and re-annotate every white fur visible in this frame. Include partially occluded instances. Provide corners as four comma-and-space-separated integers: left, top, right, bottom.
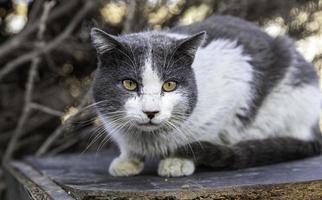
109, 156, 144, 176
158, 158, 195, 177
240, 63, 321, 142
245, 85, 320, 141
182, 39, 254, 144
141, 54, 162, 112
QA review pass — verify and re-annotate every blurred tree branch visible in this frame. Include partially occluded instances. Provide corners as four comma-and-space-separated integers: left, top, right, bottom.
0, 0, 80, 60
26, 0, 44, 26
30, 102, 64, 117
3, 57, 40, 162
2, 1, 56, 162
0, 0, 99, 81
36, 90, 92, 156
122, 0, 148, 33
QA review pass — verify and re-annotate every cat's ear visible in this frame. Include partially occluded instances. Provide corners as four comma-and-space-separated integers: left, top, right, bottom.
175, 31, 206, 58
90, 28, 122, 55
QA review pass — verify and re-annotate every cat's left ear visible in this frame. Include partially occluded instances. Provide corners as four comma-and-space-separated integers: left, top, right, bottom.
90, 28, 123, 55
175, 31, 206, 58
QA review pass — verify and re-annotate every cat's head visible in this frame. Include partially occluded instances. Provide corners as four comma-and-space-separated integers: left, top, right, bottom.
90, 28, 205, 133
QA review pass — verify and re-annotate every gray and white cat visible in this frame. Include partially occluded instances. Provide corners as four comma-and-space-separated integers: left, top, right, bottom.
90, 15, 322, 177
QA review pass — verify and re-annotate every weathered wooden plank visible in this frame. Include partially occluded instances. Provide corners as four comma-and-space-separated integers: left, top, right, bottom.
5, 148, 322, 200
4, 161, 75, 200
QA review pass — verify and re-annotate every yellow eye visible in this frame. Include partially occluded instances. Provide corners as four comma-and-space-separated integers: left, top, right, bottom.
122, 79, 137, 91
162, 81, 177, 92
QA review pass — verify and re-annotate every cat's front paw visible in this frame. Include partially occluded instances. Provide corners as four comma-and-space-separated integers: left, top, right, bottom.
109, 157, 144, 177
158, 158, 195, 177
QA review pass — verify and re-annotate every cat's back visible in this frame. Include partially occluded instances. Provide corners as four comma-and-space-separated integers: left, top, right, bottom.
170, 15, 319, 109
170, 15, 273, 55
170, 15, 321, 144
170, 15, 318, 84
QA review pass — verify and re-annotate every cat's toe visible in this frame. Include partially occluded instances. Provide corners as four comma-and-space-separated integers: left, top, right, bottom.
158, 158, 195, 177
109, 157, 144, 177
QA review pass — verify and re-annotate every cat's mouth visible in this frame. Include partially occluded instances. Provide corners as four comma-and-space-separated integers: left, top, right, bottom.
137, 121, 159, 126
135, 121, 162, 131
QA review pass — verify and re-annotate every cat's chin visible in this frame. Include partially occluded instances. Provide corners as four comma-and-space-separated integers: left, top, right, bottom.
134, 122, 163, 132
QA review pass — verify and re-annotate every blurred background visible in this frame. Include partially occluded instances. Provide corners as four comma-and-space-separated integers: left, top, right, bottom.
0, 0, 322, 198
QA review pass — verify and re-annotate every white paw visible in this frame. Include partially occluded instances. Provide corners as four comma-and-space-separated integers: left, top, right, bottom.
109, 157, 144, 177
158, 158, 195, 177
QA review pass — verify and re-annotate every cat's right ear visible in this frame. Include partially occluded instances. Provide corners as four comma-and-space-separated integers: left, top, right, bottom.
90, 28, 122, 55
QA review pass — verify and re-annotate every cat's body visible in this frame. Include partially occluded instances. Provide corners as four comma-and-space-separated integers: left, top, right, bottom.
91, 15, 322, 177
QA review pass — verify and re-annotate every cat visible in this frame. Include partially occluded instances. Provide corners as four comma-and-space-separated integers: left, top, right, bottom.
90, 15, 322, 177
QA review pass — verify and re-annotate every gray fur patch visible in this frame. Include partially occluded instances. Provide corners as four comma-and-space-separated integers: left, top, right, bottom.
218, 131, 231, 145
287, 50, 319, 87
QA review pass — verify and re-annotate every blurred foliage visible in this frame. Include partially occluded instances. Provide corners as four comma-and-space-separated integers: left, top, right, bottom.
0, 0, 322, 198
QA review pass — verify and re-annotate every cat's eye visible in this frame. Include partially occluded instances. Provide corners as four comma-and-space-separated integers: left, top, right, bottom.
122, 79, 137, 91
162, 81, 177, 92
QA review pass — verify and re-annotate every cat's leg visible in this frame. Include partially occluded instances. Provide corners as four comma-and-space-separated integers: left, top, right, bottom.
109, 152, 144, 176
158, 157, 195, 177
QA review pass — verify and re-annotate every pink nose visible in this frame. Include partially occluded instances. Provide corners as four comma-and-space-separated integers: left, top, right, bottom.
144, 111, 159, 119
